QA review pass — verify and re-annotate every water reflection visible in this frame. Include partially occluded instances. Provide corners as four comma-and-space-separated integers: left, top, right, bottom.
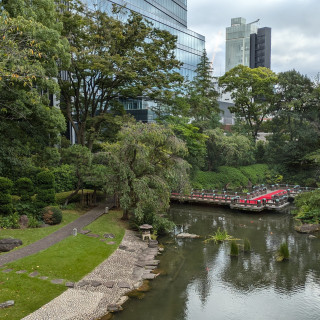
114, 204, 320, 320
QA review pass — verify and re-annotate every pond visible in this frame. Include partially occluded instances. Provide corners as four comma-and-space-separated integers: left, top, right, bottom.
113, 204, 320, 320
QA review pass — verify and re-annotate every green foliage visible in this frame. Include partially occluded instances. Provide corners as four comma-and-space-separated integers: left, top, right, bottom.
205, 129, 255, 170
15, 177, 35, 201
36, 189, 56, 208
0, 177, 14, 193
243, 238, 251, 252
219, 65, 278, 141
0, 177, 14, 216
14, 201, 38, 217
294, 190, 320, 223
277, 243, 289, 261
36, 171, 55, 189
100, 122, 189, 220
0, 212, 20, 229
27, 215, 41, 228
230, 240, 239, 256
52, 165, 77, 192
205, 228, 237, 244
239, 164, 269, 185
42, 206, 63, 225
58, 1, 182, 147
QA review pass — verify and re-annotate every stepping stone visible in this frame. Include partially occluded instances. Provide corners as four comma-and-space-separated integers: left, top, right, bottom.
91, 280, 102, 287
107, 241, 116, 245
51, 279, 64, 284
104, 233, 115, 239
135, 262, 145, 268
144, 260, 160, 266
99, 239, 106, 242
107, 304, 122, 312
145, 266, 157, 270
119, 245, 127, 250
86, 233, 100, 238
79, 230, 91, 234
142, 273, 157, 280
66, 282, 75, 288
16, 270, 27, 274
29, 271, 39, 277
77, 280, 89, 287
2, 269, 13, 273
0, 300, 14, 309
105, 281, 115, 288
39, 276, 48, 280
127, 249, 135, 252
118, 281, 130, 289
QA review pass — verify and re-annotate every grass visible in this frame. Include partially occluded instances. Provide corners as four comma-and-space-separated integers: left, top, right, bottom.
230, 240, 239, 256
276, 242, 290, 262
0, 209, 125, 320
204, 227, 239, 244
0, 209, 87, 253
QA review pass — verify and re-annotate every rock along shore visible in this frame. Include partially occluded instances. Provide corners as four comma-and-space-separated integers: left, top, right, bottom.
22, 230, 160, 320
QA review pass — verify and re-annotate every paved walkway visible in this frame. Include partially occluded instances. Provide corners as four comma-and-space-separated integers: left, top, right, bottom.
0, 201, 112, 266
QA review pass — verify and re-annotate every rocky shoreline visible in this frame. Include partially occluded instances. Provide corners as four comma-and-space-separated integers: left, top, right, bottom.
22, 230, 161, 320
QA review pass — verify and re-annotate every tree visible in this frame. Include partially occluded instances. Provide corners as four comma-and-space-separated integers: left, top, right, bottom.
0, 3, 69, 178
188, 49, 220, 130
205, 128, 255, 170
219, 65, 277, 141
97, 122, 189, 220
58, 1, 183, 149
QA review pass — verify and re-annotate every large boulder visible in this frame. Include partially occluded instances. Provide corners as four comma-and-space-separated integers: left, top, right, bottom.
19, 215, 29, 229
295, 224, 320, 234
0, 238, 23, 252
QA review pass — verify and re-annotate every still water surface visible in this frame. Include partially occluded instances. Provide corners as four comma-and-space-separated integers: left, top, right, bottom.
114, 204, 320, 320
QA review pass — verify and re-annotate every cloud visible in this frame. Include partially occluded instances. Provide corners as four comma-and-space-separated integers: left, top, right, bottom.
187, 0, 320, 78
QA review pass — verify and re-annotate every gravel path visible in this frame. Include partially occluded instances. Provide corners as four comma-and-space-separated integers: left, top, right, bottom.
0, 201, 112, 265
22, 230, 159, 320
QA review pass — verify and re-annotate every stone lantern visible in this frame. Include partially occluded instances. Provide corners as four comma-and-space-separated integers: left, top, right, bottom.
139, 224, 153, 241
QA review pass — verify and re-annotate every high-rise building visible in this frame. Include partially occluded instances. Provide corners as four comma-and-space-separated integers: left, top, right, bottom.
225, 17, 271, 72
86, 0, 205, 122
250, 27, 271, 69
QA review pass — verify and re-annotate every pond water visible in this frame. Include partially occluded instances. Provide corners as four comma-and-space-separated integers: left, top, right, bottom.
113, 204, 320, 320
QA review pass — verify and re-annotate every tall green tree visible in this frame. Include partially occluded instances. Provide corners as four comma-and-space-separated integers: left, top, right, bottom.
0, 4, 69, 178
58, 1, 183, 149
97, 122, 189, 220
219, 65, 277, 141
188, 49, 220, 130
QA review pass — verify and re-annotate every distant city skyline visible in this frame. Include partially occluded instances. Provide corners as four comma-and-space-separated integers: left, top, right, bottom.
187, 0, 320, 79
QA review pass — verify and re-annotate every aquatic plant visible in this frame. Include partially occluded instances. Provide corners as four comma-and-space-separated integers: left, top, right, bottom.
243, 238, 251, 252
230, 240, 239, 256
276, 242, 289, 262
204, 227, 239, 244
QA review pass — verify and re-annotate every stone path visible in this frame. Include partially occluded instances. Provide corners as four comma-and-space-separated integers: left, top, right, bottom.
0, 201, 112, 265
22, 231, 160, 320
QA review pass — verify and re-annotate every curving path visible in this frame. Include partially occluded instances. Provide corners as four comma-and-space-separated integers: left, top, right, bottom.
0, 201, 113, 266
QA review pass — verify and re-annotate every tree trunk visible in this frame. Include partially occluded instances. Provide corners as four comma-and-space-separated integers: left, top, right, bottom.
121, 208, 129, 220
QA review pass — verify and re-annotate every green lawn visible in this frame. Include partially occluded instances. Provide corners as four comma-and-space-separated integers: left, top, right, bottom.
0, 209, 86, 252
0, 209, 125, 320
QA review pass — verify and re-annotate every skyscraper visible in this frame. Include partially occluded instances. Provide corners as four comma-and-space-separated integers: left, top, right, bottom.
225, 17, 271, 73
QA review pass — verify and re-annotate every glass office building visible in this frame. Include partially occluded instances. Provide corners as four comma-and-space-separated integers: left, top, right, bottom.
86, 0, 205, 121
225, 17, 258, 72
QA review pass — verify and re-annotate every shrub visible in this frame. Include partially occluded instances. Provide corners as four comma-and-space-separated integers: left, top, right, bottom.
14, 201, 38, 216
52, 165, 77, 192
36, 171, 55, 189
0, 212, 20, 229
15, 177, 35, 201
27, 215, 41, 228
0, 177, 13, 216
42, 206, 63, 225
0, 177, 13, 193
239, 164, 269, 185
36, 189, 56, 208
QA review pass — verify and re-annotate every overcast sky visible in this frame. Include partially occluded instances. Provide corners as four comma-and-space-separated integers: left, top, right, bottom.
187, 0, 320, 79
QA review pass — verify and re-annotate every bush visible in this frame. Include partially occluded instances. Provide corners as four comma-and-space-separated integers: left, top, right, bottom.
42, 206, 63, 225
0, 177, 13, 216
0, 212, 20, 229
27, 215, 41, 228
15, 177, 35, 201
239, 164, 269, 185
36, 171, 55, 189
52, 165, 77, 193
0, 177, 13, 193
36, 189, 56, 208
14, 201, 38, 216
294, 190, 320, 223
